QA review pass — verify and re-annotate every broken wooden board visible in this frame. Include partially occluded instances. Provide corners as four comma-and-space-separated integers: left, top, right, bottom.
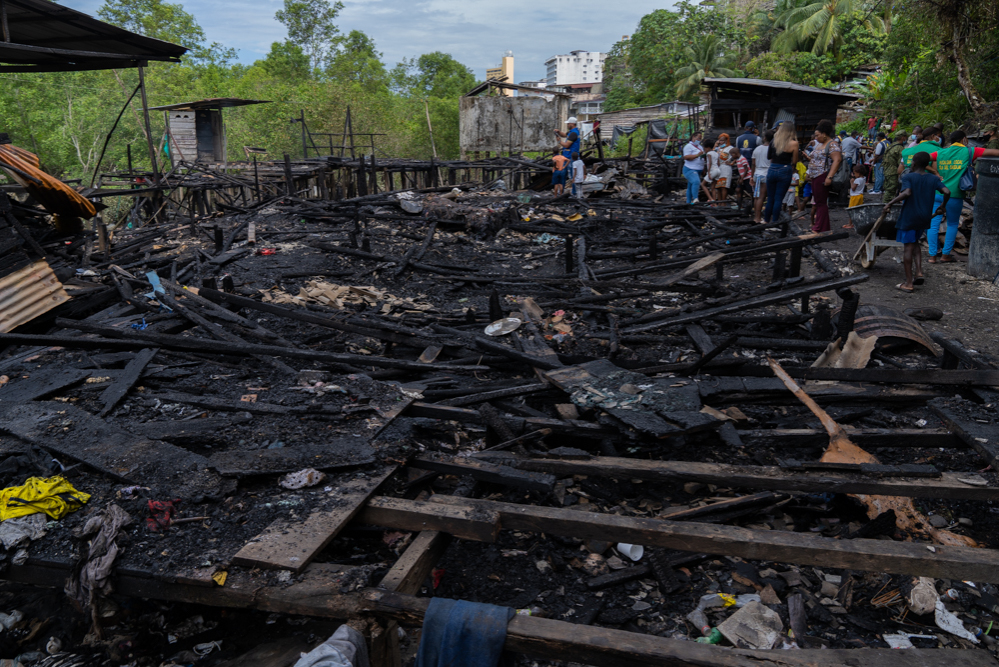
0, 402, 233, 501
0, 368, 90, 403
208, 436, 376, 477
475, 453, 999, 501
929, 398, 999, 470
233, 467, 396, 573
545, 359, 721, 437
98, 347, 158, 417
695, 376, 943, 404
378, 530, 451, 595
739, 428, 959, 449
409, 453, 555, 493
365, 495, 999, 582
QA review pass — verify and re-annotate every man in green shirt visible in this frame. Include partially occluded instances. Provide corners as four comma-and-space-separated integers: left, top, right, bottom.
925, 129, 999, 262
881, 132, 907, 202
899, 125, 942, 172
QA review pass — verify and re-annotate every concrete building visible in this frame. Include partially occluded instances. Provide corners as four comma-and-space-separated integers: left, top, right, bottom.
486, 51, 515, 97
544, 50, 606, 86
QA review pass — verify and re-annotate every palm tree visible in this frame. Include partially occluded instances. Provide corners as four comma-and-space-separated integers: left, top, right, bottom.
675, 35, 742, 98
772, 0, 884, 56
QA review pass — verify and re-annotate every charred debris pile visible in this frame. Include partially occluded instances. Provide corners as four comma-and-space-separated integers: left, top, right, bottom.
0, 161, 996, 667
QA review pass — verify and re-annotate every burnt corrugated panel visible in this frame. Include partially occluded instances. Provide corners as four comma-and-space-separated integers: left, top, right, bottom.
0, 260, 70, 333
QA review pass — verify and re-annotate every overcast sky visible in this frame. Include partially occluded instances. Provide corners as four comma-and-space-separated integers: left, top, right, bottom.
62, 0, 676, 82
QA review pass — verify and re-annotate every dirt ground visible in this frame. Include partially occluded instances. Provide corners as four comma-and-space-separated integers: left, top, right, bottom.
821, 196, 999, 357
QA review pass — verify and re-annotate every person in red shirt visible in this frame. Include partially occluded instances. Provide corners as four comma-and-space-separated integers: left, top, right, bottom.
867, 117, 877, 141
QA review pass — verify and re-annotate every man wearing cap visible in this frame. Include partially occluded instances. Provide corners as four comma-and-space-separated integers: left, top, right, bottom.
736, 122, 758, 162
900, 124, 942, 172
554, 118, 581, 159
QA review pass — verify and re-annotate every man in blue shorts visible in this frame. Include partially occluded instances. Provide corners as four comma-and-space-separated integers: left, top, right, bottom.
883, 151, 948, 293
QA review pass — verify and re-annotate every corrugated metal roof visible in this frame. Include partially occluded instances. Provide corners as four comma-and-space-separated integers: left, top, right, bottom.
149, 98, 272, 112
0, 0, 187, 72
703, 78, 861, 100
0, 260, 70, 333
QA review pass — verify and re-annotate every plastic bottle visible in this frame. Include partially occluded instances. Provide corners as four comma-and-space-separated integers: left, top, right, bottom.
686, 608, 712, 636
696, 628, 723, 644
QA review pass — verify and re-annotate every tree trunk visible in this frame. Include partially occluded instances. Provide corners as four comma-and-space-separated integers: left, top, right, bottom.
951, 22, 986, 114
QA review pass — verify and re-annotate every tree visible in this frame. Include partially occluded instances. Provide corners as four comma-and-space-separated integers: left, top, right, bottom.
260, 41, 311, 81
675, 35, 741, 98
602, 39, 637, 112
276, 0, 344, 72
772, 0, 883, 57
391, 52, 476, 99
328, 31, 389, 93
98, 0, 234, 65
619, 2, 748, 106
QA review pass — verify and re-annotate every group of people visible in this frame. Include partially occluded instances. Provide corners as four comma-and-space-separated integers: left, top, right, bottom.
682, 118, 999, 293
682, 118, 845, 233
879, 123, 999, 291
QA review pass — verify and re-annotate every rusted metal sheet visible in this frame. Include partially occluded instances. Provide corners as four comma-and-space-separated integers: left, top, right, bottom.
0, 260, 70, 333
853, 304, 940, 357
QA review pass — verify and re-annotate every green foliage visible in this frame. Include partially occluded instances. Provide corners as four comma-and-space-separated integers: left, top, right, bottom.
675, 35, 742, 98
602, 39, 637, 113
327, 30, 389, 94
390, 52, 477, 99
98, 0, 235, 66
275, 0, 344, 72
609, 1, 749, 107
772, 0, 883, 57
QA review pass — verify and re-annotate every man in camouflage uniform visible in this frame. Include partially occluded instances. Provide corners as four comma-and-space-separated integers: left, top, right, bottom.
985, 124, 999, 150
880, 131, 908, 202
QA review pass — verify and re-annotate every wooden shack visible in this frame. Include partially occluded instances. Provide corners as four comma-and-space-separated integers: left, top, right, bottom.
596, 101, 702, 131
151, 98, 269, 166
702, 78, 858, 140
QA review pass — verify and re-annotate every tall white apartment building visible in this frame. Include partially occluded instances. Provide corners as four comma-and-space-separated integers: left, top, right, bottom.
544, 50, 606, 86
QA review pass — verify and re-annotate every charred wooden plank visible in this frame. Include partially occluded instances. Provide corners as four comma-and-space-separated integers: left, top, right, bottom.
233, 467, 396, 573
0, 368, 90, 404
474, 454, 997, 501
98, 347, 158, 417
409, 453, 555, 493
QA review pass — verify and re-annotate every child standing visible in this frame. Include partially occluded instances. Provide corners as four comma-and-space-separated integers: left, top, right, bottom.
883, 152, 949, 293
783, 171, 799, 213
551, 151, 569, 196
844, 164, 869, 229
571, 152, 585, 198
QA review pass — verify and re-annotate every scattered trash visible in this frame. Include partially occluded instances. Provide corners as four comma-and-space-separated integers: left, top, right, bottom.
256, 247, 277, 255
484, 318, 522, 336
935, 598, 979, 643
616, 543, 643, 561
906, 576, 938, 615
146, 499, 180, 532
279, 468, 327, 490
0, 477, 90, 520
717, 600, 784, 649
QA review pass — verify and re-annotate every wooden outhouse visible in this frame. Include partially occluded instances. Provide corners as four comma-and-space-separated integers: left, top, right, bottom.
150, 98, 269, 166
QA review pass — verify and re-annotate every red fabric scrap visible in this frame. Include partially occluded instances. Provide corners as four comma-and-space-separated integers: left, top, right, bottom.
146, 499, 180, 531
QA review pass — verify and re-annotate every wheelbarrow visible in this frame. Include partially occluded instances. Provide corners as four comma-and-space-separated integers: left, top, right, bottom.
850, 203, 901, 269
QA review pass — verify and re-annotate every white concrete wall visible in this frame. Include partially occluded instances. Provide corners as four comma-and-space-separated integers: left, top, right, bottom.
544, 51, 606, 86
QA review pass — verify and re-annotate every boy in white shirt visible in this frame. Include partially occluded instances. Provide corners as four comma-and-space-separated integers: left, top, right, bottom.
571, 152, 585, 198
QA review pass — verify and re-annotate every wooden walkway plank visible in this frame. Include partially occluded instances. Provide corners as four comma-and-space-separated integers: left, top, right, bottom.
360, 495, 999, 583
930, 399, 999, 470
233, 467, 397, 573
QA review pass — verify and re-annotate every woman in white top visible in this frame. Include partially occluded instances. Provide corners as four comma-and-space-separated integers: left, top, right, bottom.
714, 133, 736, 202
682, 131, 705, 204
750, 130, 772, 223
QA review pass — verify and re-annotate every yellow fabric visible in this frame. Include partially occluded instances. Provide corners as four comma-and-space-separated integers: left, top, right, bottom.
849, 194, 865, 208
0, 476, 90, 520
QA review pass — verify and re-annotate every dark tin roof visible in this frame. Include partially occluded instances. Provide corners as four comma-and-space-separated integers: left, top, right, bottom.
149, 98, 271, 112
0, 0, 187, 73
703, 78, 861, 100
